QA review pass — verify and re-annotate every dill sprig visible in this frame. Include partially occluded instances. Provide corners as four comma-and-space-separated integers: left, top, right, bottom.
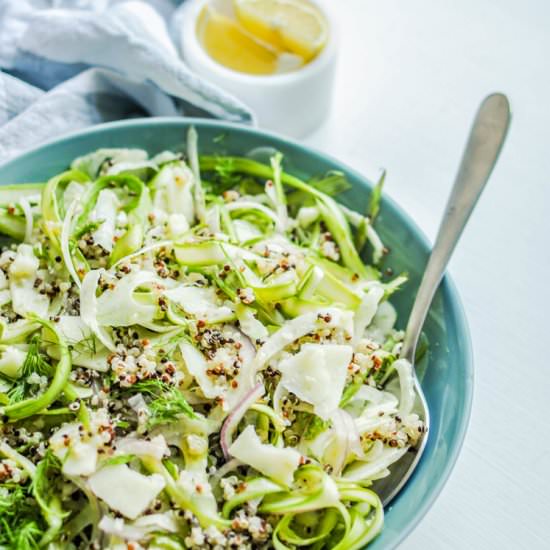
0, 483, 44, 550
21, 336, 51, 379
47, 328, 98, 357
7, 336, 52, 404
129, 379, 195, 428
6, 382, 26, 404
68, 332, 97, 357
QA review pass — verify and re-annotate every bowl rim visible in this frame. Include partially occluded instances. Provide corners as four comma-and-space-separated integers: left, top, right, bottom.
0, 116, 474, 548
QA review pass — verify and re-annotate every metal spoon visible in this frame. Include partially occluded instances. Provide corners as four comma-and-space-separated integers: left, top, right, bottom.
374, 93, 511, 506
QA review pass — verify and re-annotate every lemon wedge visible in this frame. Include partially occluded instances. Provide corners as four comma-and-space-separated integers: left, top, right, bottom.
197, 6, 279, 75
234, 0, 328, 61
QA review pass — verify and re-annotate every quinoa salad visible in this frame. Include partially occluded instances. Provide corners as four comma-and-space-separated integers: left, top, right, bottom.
0, 129, 424, 549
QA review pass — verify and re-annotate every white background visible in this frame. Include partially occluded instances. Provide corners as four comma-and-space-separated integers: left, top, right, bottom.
305, 0, 550, 548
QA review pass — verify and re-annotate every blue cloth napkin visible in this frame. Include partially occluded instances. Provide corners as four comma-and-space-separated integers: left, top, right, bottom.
0, 0, 255, 161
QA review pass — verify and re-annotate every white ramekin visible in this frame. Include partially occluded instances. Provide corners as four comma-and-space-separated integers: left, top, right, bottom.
180, 0, 338, 138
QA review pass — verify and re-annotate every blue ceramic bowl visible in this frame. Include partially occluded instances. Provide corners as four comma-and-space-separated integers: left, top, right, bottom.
0, 118, 473, 549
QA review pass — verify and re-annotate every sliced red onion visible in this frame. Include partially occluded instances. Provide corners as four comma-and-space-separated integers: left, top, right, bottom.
220, 381, 265, 459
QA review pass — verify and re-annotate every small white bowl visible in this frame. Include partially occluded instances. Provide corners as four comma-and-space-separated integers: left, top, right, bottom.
180, 0, 338, 138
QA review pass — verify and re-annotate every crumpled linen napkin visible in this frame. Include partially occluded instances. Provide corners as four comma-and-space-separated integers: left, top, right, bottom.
0, 0, 254, 161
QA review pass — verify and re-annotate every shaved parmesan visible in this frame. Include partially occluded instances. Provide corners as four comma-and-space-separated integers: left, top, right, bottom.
61, 441, 98, 477
278, 344, 352, 419
252, 308, 354, 375
89, 464, 165, 520
229, 425, 300, 487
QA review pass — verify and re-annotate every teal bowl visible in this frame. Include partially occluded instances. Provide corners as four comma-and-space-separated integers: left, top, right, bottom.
0, 118, 473, 549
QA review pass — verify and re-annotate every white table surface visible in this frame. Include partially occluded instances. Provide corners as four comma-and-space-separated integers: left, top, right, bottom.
303, 0, 550, 548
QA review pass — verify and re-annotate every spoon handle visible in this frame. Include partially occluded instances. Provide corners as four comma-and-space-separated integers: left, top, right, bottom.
400, 93, 511, 362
